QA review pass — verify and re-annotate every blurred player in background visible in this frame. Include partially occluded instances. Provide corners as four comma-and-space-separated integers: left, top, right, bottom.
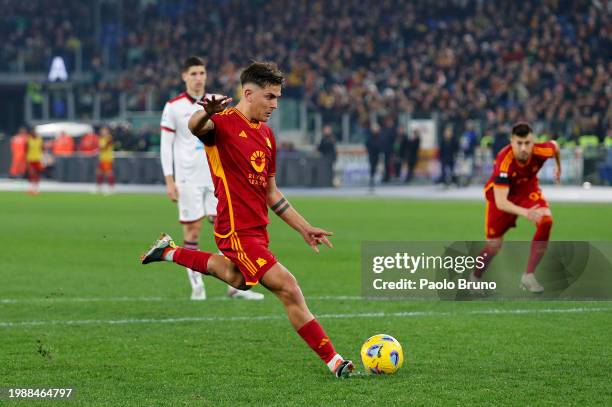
472, 123, 561, 292
142, 62, 353, 377
160, 56, 263, 301
96, 126, 115, 194
26, 129, 44, 195
10, 126, 29, 178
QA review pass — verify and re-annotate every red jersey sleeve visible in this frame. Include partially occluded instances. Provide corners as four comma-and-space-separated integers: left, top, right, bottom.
203, 113, 222, 146
532, 141, 557, 158
492, 147, 513, 187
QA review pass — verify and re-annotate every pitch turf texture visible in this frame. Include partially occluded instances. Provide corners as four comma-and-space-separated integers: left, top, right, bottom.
1, 192, 611, 406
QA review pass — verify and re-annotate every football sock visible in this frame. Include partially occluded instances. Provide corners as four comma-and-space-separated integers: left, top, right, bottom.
326, 353, 343, 372
526, 216, 552, 274
474, 245, 499, 278
162, 247, 175, 261
297, 318, 337, 364
173, 247, 212, 275
108, 173, 115, 187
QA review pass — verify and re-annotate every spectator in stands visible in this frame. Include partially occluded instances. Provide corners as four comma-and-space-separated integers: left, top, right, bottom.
492, 124, 510, 158
365, 123, 383, 190
380, 116, 396, 182
438, 125, 459, 186
317, 125, 337, 165
1, 0, 610, 148
401, 128, 421, 183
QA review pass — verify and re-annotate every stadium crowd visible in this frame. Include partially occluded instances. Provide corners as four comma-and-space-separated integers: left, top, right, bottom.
1, 0, 610, 143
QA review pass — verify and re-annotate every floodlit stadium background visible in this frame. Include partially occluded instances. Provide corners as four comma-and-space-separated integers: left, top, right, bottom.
1, 1, 611, 406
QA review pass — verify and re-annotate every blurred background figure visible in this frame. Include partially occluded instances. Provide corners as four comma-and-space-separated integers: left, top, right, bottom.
438, 125, 459, 186
365, 123, 383, 190
78, 130, 99, 155
10, 127, 28, 178
400, 128, 421, 183
492, 124, 510, 159
380, 116, 396, 183
317, 125, 338, 167
52, 132, 75, 157
96, 127, 115, 194
26, 130, 43, 195
457, 123, 479, 186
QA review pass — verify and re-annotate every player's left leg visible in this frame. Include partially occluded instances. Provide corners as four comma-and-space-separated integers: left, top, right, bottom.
521, 206, 552, 293
260, 263, 353, 377
28, 163, 40, 195
106, 166, 115, 193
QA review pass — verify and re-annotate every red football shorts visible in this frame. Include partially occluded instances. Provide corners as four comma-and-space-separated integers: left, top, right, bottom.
98, 162, 113, 173
28, 161, 43, 180
215, 227, 278, 286
485, 189, 549, 239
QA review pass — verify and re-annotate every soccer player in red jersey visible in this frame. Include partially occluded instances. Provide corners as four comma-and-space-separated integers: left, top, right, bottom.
471, 123, 561, 292
141, 62, 353, 377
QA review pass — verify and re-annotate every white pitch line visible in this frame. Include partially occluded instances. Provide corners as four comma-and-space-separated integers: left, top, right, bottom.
0, 307, 610, 328
0, 295, 363, 304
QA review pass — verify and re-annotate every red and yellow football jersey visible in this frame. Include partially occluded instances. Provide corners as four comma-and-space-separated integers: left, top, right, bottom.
206, 107, 277, 238
485, 141, 556, 203
99, 135, 114, 163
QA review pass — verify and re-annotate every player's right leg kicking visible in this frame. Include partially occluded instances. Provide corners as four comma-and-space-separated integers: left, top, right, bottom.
141, 234, 353, 377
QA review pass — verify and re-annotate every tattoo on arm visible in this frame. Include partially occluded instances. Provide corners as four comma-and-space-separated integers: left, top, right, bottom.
271, 197, 291, 216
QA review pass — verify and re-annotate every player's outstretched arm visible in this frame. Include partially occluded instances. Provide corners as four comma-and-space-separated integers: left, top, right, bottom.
266, 176, 333, 253
188, 95, 233, 140
551, 140, 562, 183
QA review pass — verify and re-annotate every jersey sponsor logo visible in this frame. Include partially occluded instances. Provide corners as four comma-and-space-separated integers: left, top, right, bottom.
529, 191, 541, 201
239, 130, 248, 138
250, 150, 266, 173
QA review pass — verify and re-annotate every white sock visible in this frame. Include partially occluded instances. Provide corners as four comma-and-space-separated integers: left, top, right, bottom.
187, 268, 203, 288
163, 249, 176, 261
326, 353, 343, 372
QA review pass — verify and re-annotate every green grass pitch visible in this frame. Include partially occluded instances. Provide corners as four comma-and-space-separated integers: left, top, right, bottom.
1, 192, 611, 406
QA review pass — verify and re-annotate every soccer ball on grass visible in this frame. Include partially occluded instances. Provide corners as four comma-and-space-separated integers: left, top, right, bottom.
360, 334, 404, 375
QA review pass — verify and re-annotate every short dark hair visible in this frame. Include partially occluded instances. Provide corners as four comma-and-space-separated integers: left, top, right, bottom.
511, 122, 533, 137
240, 61, 284, 88
182, 56, 205, 72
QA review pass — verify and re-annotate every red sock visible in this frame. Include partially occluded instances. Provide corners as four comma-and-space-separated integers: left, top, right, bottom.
296, 319, 337, 363
474, 245, 499, 278
108, 173, 115, 187
96, 173, 103, 185
526, 216, 552, 274
173, 247, 212, 275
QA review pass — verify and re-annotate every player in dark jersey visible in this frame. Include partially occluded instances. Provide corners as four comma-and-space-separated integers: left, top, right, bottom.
141, 62, 353, 378
472, 123, 561, 292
